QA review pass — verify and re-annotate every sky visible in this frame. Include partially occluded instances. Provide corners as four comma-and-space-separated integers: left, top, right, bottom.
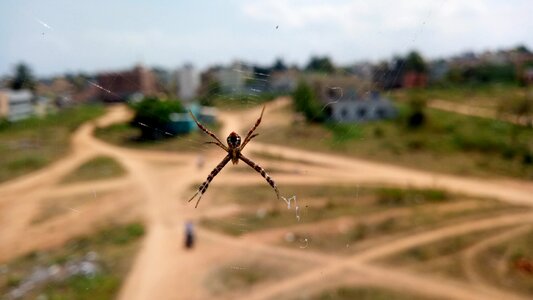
1, 0, 532, 77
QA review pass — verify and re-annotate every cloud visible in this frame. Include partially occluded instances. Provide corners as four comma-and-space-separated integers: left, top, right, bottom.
240, 0, 533, 61
1, 0, 532, 75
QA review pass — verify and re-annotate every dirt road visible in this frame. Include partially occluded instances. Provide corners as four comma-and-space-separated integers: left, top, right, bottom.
2, 100, 533, 299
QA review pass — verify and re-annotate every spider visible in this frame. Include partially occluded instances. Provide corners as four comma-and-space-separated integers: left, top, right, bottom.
188, 106, 280, 208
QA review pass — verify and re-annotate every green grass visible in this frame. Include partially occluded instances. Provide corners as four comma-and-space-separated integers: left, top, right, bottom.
392, 83, 527, 109
0, 222, 144, 300
257, 104, 533, 179
251, 150, 327, 167
61, 156, 126, 184
376, 188, 448, 206
42, 274, 120, 300
94, 122, 221, 152
210, 92, 283, 110
292, 286, 438, 300
0, 104, 104, 183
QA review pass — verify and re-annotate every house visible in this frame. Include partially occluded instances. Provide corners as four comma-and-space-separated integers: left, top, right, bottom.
330, 91, 397, 123
215, 61, 252, 94
96, 65, 157, 102
428, 60, 449, 83
165, 105, 217, 135
0, 89, 35, 121
176, 64, 200, 101
309, 75, 396, 123
402, 71, 427, 88
270, 69, 298, 93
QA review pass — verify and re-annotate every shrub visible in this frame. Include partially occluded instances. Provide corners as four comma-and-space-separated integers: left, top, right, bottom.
130, 97, 185, 140
406, 93, 427, 129
292, 81, 325, 122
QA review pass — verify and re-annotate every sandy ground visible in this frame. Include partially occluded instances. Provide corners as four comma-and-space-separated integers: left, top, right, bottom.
429, 99, 532, 126
1, 99, 533, 299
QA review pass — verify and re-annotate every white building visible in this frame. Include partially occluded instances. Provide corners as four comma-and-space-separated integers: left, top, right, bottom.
0, 89, 35, 121
215, 61, 252, 94
309, 75, 396, 123
176, 64, 200, 101
330, 92, 397, 123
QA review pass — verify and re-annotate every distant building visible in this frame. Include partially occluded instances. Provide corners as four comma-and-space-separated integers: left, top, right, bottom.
270, 69, 298, 93
215, 61, 252, 94
0, 89, 35, 121
402, 71, 427, 88
96, 65, 157, 102
348, 62, 374, 81
428, 60, 449, 83
176, 64, 200, 101
330, 91, 397, 123
309, 75, 396, 123
36, 77, 74, 106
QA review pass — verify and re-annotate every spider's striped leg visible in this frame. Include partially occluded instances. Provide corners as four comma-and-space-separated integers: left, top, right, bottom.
189, 110, 228, 151
240, 106, 265, 150
239, 153, 280, 201
189, 155, 231, 208
204, 141, 227, 151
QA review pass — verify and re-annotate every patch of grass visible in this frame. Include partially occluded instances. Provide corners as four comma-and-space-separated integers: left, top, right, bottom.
205, 258, 302, 295
0, 222, 144, 299
61, 156, 126, 184
377, 188, 448, 206
206, 260, 281, 294
257, 103, 533, 179
94, 122, 221, 152
292, 286, 437, 300
286, 201, 517, 255
199, 184, 502, 238
43, 274, 120, 300
393, 83, 527, 109
394, 229, 504, 264
201, 207, 327, 236
0, 104, 104, 183
211, 93, 283, 110
202, 184, 372, 207
475, 229, 533, 295
251, 151, 327, 167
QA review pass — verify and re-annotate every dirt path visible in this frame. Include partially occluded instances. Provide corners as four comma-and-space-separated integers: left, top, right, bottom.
2, 100, 533, 299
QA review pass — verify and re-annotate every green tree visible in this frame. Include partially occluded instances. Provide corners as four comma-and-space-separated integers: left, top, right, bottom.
515, 44, 531, 54
292, 81, 325, 122
199, 80, 221, 106
130, 97, 185, 140
11, 63, 36, 90
404, 51, 427, 73
504, 90, 533, 126
305, 56, 335, 73
272, 58, 288, 71
406, 92, 427, 129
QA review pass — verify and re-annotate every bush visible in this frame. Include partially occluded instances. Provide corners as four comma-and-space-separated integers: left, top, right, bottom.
0, 117, 9, 130
406, 93, 427, 129
292, 81, 325, 122
130, 97, 185, 140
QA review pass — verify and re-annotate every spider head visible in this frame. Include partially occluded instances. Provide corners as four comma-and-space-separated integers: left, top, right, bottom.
227, 132, 241, 148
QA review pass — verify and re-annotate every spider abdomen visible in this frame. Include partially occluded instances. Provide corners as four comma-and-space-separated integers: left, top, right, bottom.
231, 149, 240, 164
